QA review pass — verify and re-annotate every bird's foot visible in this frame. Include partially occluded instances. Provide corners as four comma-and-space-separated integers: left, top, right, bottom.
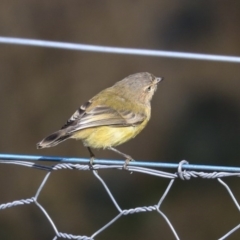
123, 156, 134, 170
89, 157, 95, 170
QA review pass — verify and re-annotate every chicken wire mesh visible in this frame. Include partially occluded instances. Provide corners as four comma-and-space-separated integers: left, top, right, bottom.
0, 154, 240, 240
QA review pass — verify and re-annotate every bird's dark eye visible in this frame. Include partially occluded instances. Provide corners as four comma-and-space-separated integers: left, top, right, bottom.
147, 86, 152, 92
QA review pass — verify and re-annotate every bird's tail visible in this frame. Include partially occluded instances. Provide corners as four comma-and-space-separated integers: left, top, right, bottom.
37, 130, 71, 149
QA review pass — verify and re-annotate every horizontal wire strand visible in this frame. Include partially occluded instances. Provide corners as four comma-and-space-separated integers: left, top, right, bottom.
0, 36, 240, 63
1, 153, 240, 173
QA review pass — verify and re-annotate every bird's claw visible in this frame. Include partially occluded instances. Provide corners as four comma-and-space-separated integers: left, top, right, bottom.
89, 157, 95, 170
123, 157, 134, 170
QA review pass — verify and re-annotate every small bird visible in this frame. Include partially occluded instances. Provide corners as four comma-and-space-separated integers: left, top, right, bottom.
37, 72, 163, 167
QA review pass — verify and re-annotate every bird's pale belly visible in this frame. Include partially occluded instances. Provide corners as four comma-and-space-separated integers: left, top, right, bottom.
71, 123, 147, 149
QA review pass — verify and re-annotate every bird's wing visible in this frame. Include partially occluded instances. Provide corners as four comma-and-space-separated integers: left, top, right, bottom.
61, 100, 146, 133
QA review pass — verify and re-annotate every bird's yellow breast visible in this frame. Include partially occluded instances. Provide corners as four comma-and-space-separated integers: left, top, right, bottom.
71, 119, 149, 149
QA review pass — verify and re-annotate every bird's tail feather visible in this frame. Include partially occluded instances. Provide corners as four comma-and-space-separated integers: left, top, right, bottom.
37, 130, 71, 149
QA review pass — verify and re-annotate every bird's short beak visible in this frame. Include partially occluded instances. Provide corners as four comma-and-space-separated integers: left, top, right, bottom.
155, 77, 164, 84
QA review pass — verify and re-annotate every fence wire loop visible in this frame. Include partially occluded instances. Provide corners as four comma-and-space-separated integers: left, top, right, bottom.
177, 160, 189, 180
0, 154, 240, 239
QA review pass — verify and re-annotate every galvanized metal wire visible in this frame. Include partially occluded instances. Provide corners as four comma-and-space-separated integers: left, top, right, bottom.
1, 36, 240, 63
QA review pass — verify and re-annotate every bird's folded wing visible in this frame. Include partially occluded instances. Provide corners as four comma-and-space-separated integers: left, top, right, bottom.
61, 102, 146, 133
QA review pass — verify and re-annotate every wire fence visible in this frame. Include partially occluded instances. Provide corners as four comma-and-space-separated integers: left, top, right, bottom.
0, 153, 240, 239
1, 36, 240, 239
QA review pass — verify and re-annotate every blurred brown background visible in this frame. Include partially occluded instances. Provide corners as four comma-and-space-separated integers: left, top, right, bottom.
0, 1, 240, 239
